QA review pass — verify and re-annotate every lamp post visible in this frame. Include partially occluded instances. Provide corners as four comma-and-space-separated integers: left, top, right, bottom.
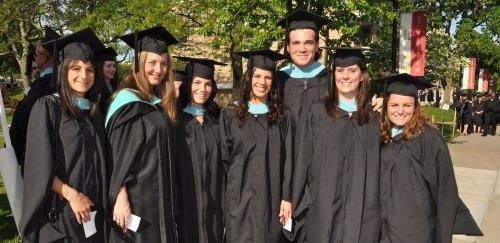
391, 0, 398, 74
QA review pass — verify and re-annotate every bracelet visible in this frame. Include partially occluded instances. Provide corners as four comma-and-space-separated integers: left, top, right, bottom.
62, 184, 71, 200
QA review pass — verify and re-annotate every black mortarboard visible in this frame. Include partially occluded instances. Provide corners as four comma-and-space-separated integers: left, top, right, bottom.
277, 9, 330, 31
331, 47, 373, 68
235, 49, 287, 71
55, 28, 106, 62
174, 56, 225, 80
385, 73, 434, 98
175, 70, 187, 83
40, 26, 61, 55
120, 26, 178, 54
96, 47, 117, 62
120, 26, 178, 72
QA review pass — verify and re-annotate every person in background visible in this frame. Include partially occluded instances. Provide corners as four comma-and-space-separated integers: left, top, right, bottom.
482, 92, 500, 136
472, 95, 484, 133
10, 26, 61, 171
96, 47, 119, 114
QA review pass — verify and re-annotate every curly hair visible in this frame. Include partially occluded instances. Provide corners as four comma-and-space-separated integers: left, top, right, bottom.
177, 62, 220, 119
236, 67, 283, 128
380, 94, 435, 144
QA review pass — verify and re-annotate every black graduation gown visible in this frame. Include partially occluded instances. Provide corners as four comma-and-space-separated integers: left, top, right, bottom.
298, 102, 381, 243
19, 96, 107, 243
220, 107, 293, 243
10, 73, 55, 168
98, 83, 116, 116
177, 112, 224, 243
380, 126, 481, 243
277, 69, 330, 240
106, 98, 178, 243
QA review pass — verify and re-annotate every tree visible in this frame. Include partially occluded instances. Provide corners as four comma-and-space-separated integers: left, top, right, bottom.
0, 0, 43, 87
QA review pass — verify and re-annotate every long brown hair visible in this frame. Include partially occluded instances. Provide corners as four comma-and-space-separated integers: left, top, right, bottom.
236, 68, 283, 128
58, 58, 101, 119
380, 94, 435, 144
118, 51, 178, 124
324, 64, 371, 125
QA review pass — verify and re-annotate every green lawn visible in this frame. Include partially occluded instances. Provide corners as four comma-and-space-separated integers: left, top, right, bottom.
422, 106, 458, 142
0, 179, 20, 242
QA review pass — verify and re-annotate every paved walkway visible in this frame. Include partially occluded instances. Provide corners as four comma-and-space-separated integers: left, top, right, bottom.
450, 129, 500, 243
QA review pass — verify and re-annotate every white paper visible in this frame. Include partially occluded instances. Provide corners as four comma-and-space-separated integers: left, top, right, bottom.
283, 218, 292, 232
127, 214, 141, 232
83, 211, 97, 238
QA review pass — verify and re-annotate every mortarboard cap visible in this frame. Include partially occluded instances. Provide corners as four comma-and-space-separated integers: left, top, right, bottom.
120, 26, 178, 54
235, 49, 286, 71
40, 26, 62, 55
277, 9, 330, 31
385, 73, 434, 98
96, 47, 117, 62
175, 70, 187, 83
55, 28, 106, 62
174, 56, 225, 80
330, 47, 374, 68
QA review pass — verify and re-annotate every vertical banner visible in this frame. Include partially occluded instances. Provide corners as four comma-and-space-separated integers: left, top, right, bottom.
399, 11, 427, 76
482, 69, 489, 93
461, 58, 477, 90
478, 69, 484, 92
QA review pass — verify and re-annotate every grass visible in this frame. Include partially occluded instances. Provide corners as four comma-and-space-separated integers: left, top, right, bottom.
422, 106, 458, 142
0, 179, 20, 242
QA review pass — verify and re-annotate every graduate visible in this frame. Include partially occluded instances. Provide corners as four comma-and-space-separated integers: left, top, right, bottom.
379, 73, 482, 243
276, 9, 331, 128
175, 56, 225, 243
173, 69, 186, 98
10, 26, 61, 170
96, 46, 119, 114
296, 47, 381, 243
220, 49, 292, 243
105, 26, 179, 243
19, 28, 108, 243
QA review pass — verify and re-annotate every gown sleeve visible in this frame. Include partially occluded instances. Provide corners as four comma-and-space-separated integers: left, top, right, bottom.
281, 111, 294, 202
219, 108, 233, 173
106, 103, 147, 206
422, 127, 459, 243
19, 97, 64, 243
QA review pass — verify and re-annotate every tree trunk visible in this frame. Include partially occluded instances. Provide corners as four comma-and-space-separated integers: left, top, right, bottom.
229, 40, 242, 92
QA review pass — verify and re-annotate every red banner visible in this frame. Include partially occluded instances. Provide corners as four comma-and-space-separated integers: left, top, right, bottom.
482, 70, 489, 92
399, 11, 427, 77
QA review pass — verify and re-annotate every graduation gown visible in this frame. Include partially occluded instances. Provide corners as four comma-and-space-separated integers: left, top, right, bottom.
177, 112, 224, 243
106, 89, 178, 243
220, 107, 293, 243
277, 68, 329, 240
10, 73, 55, 168
19, 96, 107, 243
380, 126, 480, 243
298, 103, 381, 243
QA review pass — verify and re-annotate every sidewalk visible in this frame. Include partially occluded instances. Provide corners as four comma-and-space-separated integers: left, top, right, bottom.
450, 129, 500, 243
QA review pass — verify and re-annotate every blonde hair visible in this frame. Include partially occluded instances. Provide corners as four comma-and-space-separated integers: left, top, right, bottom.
119, 51, 178, 125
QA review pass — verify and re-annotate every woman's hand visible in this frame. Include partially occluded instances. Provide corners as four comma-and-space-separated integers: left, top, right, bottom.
372, 97, 384, 112
113, 187, 131, 231
64, 186, 94, 224
279, 200, 292, 225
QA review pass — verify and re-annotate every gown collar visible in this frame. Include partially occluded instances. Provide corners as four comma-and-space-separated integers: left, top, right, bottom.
280, 61, 325, 79
248, 102, 269, 115
183, 103, 205, 116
